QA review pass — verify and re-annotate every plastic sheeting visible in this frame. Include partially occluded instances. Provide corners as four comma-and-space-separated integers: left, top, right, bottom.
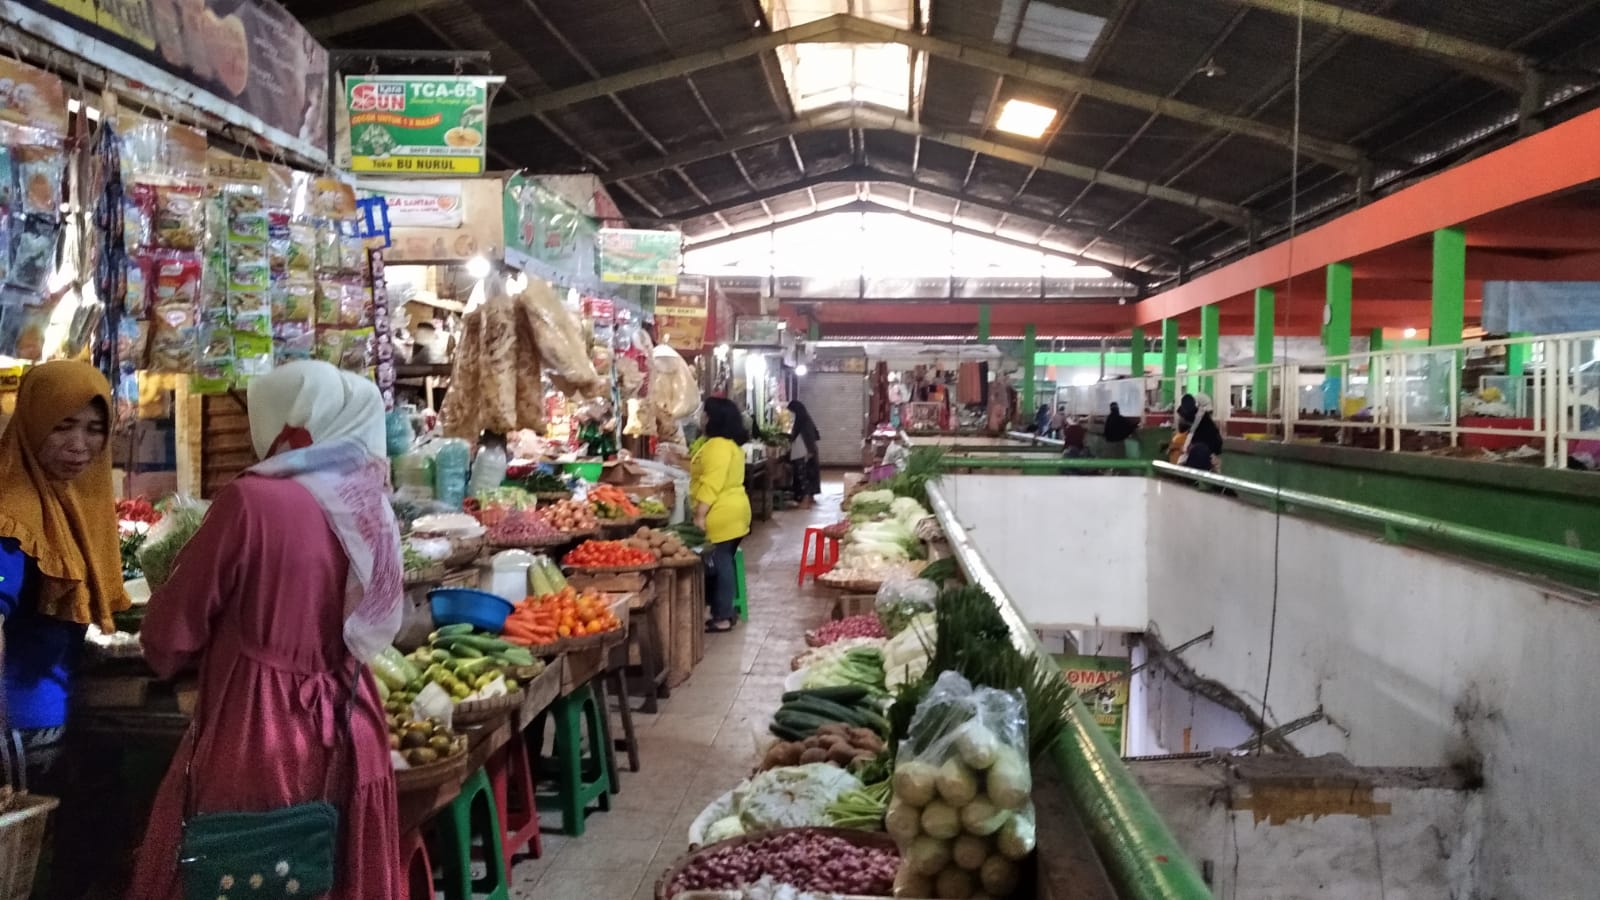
1483, 281, 1600, 334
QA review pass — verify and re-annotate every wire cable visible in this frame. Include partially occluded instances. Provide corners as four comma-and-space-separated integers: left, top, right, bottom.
1255, 0, 1307, 754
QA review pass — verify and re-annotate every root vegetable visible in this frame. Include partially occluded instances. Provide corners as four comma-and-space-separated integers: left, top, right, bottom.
886, 798, 922, 843
666, 830, 899, 896
951, 834, 989, 871
799, 747, 828, 764
960, 797, 1012, 836
986, 747, 1032, 810
921, 800, 961, 840
995, 811, 1036, 861
895, 869, 934, 898
906, 835, 950, 877
936, 758, 979, 806
954, 721, 1001, 770
935, 865, 977, 899
894, 760, 939, 807
979, 855, 1020, 895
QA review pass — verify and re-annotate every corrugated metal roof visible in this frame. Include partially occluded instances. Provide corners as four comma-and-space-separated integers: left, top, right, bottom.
290, 0, 1600, 282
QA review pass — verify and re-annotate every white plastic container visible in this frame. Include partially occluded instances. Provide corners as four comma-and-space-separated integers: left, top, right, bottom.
481, 549, 536, 601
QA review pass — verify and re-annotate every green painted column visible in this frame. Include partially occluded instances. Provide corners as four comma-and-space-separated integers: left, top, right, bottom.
1253, 287, 1275, 414
1021, 324, 1037, 420
1130, 326, 1146, 379
1369, 327, 1385, 352
1325, 262, 1353, 412
1161, 318, 1179, 406
977, 305, 991, 342
1200, 305, 1220, 400
1431, 227, 1466, 347
1184, 339, 1200, 395
1506, 331, 1531, 380
807, 319, 821, 341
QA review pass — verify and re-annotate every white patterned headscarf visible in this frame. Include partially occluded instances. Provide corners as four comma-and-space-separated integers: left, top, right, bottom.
245, 361, 401, 662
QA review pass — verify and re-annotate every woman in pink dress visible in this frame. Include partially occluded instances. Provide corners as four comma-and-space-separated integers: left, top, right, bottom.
128, 361, 404, 900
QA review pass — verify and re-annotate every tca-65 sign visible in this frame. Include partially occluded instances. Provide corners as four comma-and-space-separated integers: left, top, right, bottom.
343, 75, 503, 176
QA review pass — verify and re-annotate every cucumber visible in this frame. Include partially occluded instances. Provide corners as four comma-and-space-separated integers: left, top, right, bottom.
783, 697, 869, 727
769, 722, 806, 742
773, 710, 831, 734
430, 623, 475, 640
782, 686, 870, 705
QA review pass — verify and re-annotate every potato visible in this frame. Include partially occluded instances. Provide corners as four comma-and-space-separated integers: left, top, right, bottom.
799, 747, 828, 764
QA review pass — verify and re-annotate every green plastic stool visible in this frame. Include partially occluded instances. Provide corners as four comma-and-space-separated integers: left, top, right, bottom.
733, 547, 749, 621
532, 682, 613, 836
435, 767, 510, 900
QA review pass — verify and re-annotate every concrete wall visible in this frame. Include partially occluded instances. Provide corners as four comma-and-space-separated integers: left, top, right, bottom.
1144, 481, 1600, 899
948, 474, 1600, 897
942, 474, 1148, 630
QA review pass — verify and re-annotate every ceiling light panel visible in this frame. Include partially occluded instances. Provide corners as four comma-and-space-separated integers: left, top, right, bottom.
993, 0, 1107, 63
995, 98, 1058, 138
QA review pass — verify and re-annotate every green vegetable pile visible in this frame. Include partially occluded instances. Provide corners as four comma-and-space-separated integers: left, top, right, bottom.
771, 685, 890, 743
799, 646, 886, 695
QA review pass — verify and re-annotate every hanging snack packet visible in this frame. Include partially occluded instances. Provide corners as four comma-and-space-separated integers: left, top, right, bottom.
315, 327, 343, 364
339, 278, 372, 327
148, 305, 198, 372
123, 185, 154, 252
8, 216, 60, 296
338, 327, 374, 371
16, 149, 65, 218
151, 252, 202, 309
153, 184, 205, 251
287, 222, 316, 274
116, 317, 149, 368
226, 189, 268, 243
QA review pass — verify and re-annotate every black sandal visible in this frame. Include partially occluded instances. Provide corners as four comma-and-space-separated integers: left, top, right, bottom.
704, 619, 735, 633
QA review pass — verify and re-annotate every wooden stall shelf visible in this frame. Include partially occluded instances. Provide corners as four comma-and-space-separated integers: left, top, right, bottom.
514, 655, 564, 729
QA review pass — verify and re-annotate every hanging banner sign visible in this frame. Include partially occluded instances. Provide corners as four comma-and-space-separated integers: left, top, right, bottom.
598, 228, 681, 286
0, 56, 67, 136
503, 172, 597, 283
733, 316, 784, 347
5, 0, 329, 160
656, 285, 707, 353
357, 179, 464, 228
1056, 654, 1129, 754
343, 75, 501, 176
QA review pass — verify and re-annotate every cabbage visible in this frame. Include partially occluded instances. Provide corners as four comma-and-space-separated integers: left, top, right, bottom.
733, 763, 863, 833
890, 496, 930, 526
704, 815, 745, 843
850, 489, 894, 510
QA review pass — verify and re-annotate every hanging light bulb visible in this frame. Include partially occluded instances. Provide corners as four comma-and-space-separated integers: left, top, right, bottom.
465, 256, 491, 279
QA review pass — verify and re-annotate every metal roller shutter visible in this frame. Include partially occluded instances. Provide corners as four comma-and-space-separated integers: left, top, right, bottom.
799, 372, 867, 467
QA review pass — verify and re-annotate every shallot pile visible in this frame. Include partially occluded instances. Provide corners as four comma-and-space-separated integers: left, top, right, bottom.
668, 830, 898, 897
487, 510, 560, 545
805, 614, 887, 647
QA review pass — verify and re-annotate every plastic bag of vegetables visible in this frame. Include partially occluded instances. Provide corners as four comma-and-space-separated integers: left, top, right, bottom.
875, 577, 939, 636
888, 670, 1035, 899
137, 496, 211, 589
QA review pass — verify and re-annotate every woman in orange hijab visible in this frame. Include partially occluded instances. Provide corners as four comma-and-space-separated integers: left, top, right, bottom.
0, 360, 129, 782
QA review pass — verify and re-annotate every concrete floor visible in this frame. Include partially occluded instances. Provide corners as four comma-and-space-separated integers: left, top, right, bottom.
509, 481, 845, 899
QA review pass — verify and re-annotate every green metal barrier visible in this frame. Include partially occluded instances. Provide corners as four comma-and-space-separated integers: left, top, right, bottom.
1151, 461, 1600, 589
926, 485, 1214, 900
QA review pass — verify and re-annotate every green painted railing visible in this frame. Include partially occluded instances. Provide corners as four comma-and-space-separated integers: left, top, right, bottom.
926, 485, 1214, 900
1151, 461, 1600, 589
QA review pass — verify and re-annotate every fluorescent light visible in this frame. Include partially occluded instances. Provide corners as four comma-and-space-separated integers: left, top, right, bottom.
996, 99, 1058, 139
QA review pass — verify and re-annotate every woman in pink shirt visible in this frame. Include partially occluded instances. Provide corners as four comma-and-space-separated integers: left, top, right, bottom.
128, 361, 404, 900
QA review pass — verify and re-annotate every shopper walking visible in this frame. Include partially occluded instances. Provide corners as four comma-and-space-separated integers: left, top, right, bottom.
128, 361, 403, 900
694, 397, 753, 633
787, 400, 822, 509
1182, 394, 1224, 471
1102, 402, 1138, 459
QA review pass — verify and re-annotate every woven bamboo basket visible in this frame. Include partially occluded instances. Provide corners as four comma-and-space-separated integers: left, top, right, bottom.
451, 690, 522, 726
392, 744, 469, 793
0, 793, 57, 900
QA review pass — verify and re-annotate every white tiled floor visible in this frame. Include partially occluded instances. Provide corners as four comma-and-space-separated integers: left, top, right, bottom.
509, 483, 845, 900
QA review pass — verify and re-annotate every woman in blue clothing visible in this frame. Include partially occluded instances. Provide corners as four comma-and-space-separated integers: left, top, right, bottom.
0, 361, 129, 783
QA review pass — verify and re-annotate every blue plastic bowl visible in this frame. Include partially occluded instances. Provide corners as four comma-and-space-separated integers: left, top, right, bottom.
428, 588, 514, 633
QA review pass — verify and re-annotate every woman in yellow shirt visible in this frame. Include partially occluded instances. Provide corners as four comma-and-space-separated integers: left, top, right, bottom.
692, 397, 753, 632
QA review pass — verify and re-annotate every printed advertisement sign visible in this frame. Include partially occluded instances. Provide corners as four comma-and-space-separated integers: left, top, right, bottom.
598, 228, 681, 286
656, 284, 707, 353
9, 0, 328, 156
344, 75, 500, 176
733, 316, 784, 346
357, 179, 464, 228
503, 172, 596, 282
1055, 654, 1129, 754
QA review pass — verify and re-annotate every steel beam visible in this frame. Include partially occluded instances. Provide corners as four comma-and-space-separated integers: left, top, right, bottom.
495, 15, 850, 122
306, 0, 448, 40
601, 106, 1252, 225
839, 17, 1364, 170
658, 166, 1180, 272
494, 13, 1361, 171
1223, 0, 1528, 89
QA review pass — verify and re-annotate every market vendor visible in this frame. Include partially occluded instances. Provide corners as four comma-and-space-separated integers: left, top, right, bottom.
0, 360, 129, 783
693, 397, 752, 633
127, 361, 403, 900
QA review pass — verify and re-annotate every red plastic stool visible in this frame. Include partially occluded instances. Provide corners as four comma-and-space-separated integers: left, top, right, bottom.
486, 734, 544, 866
398, 828, 433, 900
797, 527, 841, 585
